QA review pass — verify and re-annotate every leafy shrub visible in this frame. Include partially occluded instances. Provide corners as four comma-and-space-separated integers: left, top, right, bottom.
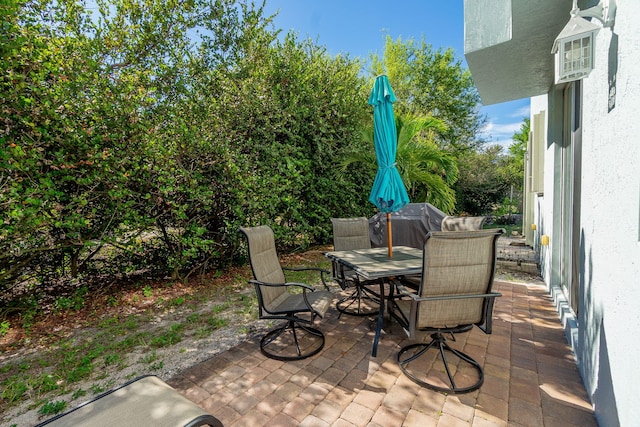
1, 0, 369, 298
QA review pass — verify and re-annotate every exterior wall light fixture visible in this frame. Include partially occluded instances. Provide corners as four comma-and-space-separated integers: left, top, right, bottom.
551, 0, 616, 84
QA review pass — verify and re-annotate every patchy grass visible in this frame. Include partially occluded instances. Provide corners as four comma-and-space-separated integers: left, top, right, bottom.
38, 400, 66, 417
484, 222, 523, 236
0, 247, 332, 422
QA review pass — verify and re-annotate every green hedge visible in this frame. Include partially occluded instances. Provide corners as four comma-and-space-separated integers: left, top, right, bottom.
1, 0, 374, 293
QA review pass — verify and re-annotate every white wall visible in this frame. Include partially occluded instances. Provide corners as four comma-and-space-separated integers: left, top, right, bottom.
577, 1, 640, 424
533, 1, 640, 425
530, 95, 552, 285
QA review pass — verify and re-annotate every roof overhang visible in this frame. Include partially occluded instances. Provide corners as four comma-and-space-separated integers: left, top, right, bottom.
464, 0, 573, 105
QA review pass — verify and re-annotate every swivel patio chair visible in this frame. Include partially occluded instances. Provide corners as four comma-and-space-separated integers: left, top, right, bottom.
440, 215, 487, 231
402, 215, 488, 289
239, 225, 333, 361
389, 229, 503, 394
331, 217, 381, 316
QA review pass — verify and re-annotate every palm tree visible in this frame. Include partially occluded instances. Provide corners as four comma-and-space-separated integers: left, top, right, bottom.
342, 114, 458, 213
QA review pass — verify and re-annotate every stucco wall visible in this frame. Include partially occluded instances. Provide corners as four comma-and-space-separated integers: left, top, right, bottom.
530, 95, 551, 285
531, 2, 640, 424
577, 1, 640, 425
468, 1, 639, 423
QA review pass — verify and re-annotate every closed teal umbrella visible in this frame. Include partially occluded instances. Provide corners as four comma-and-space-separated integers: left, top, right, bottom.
368, 75, 409, 258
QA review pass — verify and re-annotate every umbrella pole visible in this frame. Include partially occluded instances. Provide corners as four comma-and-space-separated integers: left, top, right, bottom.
387, 212, 392, 258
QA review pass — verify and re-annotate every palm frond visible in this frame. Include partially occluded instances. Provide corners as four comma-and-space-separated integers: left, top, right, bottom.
338, 112, 458, 213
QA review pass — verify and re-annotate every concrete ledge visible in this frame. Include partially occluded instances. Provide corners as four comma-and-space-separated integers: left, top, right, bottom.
497, 259, 540, 275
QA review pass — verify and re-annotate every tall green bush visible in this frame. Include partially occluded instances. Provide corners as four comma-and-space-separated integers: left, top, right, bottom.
1, 0, 372, 293
208, 33, 371, 251
1, 0, 153, 288
369, 35, 487, 152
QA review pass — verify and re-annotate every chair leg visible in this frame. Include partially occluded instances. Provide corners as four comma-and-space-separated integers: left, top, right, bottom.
336, 285, 380, 317
260, 320, 325, 361
397, 332, 484, 394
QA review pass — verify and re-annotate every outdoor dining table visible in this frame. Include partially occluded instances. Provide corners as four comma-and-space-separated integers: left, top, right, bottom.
324, 245, 423, 357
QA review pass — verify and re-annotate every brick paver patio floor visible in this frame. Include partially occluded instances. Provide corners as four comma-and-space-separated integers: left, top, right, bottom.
168, 280, 597, 427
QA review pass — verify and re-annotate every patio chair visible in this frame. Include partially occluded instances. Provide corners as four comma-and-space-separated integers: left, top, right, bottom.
239, 225, 333, 361
331, 217, 381, 316
403, 215, 489, 290
440, 215, 487, 231
35, 375, 223, 427
389, 229, 503, 394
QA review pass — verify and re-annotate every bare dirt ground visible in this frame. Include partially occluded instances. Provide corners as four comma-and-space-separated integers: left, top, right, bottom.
1, 246, 542, 427
0, 249, 330, 426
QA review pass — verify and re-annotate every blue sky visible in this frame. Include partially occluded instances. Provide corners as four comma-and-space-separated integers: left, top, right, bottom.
262, 0, 530, 149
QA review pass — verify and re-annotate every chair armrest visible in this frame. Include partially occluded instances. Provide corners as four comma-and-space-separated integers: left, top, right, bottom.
398, 275, 421, 291
394, 290, 502, 335
249, 279, 315, 292
405, 291, 502, 303
479, 295, 499, 334
283, 266, 329, 273
395, 283, 420, 300
283, 266, 331, 291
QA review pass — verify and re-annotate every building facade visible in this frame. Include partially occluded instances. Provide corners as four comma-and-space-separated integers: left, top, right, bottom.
464, 1, 640, 426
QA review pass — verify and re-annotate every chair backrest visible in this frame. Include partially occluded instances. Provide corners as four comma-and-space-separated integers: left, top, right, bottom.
415, 229, 503, 329
440, 215, 487, 232
239, 225, 287, 311
331, 217, 371, 251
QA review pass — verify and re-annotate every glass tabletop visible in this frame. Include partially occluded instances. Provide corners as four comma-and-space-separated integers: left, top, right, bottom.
324, 246, 422, 280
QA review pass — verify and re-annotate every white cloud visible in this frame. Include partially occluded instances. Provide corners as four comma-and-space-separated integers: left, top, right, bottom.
484, 122, 522, 135
480, 121, 524, 149
489, 138, 516, 150
510, 105, 531, 118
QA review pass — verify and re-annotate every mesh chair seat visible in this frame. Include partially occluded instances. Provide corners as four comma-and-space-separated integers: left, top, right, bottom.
267, 291, 332, 317
35, 375, 223, 427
